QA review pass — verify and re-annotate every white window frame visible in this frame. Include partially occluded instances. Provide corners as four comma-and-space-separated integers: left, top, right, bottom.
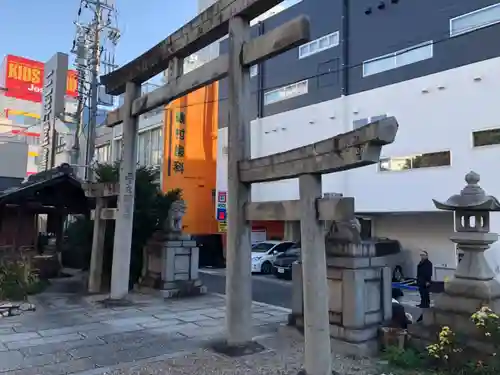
362, 41, 433, 77
113, 124, 163, 166
263, 80, 308, 106
299, 31, 340, 59
450, 3, 500, 37
250, 0, 303, 26
250, 65, 258, 77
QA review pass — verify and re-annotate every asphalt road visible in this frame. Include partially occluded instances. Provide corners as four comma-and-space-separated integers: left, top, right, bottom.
199, 269, 292, 308
199, 268, 428, 322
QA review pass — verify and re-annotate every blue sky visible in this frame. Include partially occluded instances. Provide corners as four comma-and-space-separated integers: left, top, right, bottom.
0, 0, 197, 70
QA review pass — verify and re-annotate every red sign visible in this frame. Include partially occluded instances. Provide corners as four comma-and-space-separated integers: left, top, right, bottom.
3, 55, 78, 103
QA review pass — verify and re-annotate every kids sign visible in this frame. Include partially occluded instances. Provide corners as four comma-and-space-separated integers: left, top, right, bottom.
3, 55, 78, 103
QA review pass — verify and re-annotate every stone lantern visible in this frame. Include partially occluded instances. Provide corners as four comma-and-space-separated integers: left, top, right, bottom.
432, 171, 500, 311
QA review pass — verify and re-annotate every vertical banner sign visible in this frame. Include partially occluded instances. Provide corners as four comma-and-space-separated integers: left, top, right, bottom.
216, 191, 227, 232
172, 111, 186, 174
39, 53, 68, 172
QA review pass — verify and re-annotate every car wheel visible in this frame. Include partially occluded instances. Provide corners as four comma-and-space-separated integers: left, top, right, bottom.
393, 266, 404, 282
261, 261, 272, 274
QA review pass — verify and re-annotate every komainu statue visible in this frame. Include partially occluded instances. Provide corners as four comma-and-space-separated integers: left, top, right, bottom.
325, 217, 362, 245
166, 199, 187, 236
164, 199, 190, 240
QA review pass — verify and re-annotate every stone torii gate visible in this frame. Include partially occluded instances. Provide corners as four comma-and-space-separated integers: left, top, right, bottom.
100, 1, 399, 373
99, 0, 310, 348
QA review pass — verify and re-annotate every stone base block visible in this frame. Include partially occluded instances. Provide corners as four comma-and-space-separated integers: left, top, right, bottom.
135, 279, 207, 299
287, 313, 303, 328
292, 315, 379, 357
139, 274, 162, 289
439, 280, 500, 308
330, 336, 379, 358
209, 339, 266, 357
433, 292, 500, 316
161, 279, 207, 299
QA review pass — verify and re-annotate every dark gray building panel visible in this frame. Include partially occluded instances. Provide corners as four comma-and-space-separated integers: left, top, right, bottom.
218, 0, 342, 125
217, 0, 500, 123
349, 0, 500, 94
261, 0, 342, 117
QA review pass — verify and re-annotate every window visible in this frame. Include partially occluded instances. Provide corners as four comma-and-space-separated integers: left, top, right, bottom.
299, 32, 339, 59
379, 151, 451, 172
96, 145, 111, 163
362, 41, 434, 77
273, 242, 295, 253
113, 139, 123, 161
137, 131, 149, 165
250, 65, 258, 77
136, 127, 163, 166
472, 128, 500, 147
264, 80, 308, 105
251, 242, 275, 252
150, 127, 162, 166
450, 3, 500, 37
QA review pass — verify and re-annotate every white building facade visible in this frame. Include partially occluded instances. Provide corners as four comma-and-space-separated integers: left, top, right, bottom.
216, 0, 500, 281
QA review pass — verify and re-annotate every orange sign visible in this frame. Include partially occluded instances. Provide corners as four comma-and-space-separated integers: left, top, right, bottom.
3, 55, 78, 103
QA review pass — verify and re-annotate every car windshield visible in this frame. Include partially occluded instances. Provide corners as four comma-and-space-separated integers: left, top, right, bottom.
251, 242, 275, 253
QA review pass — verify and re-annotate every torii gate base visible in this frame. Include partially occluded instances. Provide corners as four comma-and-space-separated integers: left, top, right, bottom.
290, 243, 393, 357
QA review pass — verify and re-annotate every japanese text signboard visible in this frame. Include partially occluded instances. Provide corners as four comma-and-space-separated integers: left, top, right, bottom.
39, 53, 68, 172
216, 191, 227, 232
172, 111, 186, 175
3, 55, 78, 103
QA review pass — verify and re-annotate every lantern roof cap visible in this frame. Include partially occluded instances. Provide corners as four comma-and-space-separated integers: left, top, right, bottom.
433, 171, 500, 211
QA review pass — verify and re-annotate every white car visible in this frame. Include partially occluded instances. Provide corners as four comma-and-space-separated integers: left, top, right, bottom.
251, 241, 296, 274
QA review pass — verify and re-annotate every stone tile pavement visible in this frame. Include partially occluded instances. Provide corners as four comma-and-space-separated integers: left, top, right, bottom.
0, 292, 290, 375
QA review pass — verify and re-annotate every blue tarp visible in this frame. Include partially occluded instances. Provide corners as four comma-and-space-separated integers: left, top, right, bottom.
392, 280, 418, 291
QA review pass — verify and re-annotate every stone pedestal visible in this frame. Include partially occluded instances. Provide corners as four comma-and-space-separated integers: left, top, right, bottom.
161, 239, 206, 298
410, 171, 500, 353
291, 242, 392, 356
140, 232, 206, 298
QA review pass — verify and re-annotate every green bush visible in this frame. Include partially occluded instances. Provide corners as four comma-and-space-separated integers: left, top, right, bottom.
383, 306, 500, 375
382, 345, 426, 369
65, 162, 181, 288
0, 259, 47, 301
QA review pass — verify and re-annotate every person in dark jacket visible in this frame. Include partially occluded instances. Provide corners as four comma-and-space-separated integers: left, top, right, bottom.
391, 288, 412, 329
417, 250, 433, 308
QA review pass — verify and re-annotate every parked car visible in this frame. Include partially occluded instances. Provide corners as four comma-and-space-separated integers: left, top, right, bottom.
251, 240, 296, 274
273, 246, 301, 280
271, 238, 408, 281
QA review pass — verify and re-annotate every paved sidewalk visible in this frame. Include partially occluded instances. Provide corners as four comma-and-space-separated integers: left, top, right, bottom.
0, 292, 289, 374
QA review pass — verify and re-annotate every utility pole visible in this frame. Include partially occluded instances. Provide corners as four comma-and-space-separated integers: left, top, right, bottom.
86, 0, 101, 181
72, 0, 120, 180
